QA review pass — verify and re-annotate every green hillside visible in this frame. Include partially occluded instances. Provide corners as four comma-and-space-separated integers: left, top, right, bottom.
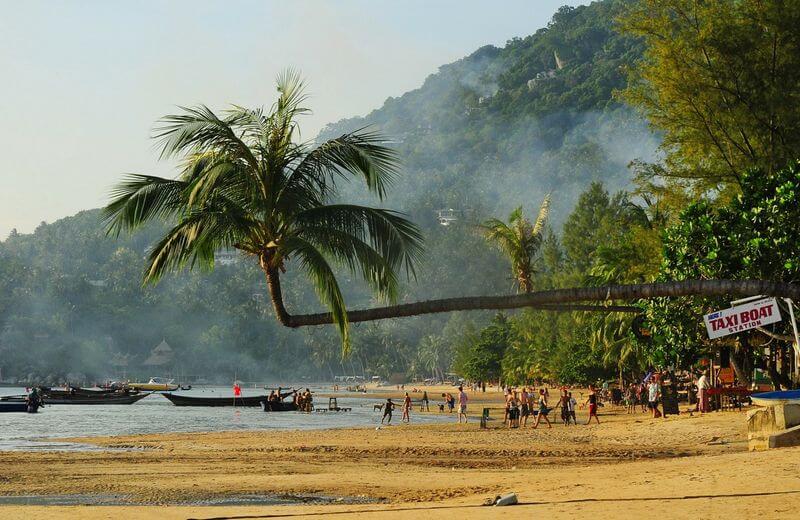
0, 0, 657, 384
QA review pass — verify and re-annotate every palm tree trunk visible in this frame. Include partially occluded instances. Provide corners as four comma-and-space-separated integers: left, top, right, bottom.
269, 279, 800, 327
265, 267, 293, 327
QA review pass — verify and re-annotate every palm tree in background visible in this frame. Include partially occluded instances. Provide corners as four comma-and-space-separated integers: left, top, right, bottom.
103, 71, 424, 352
481, 195, 551, 293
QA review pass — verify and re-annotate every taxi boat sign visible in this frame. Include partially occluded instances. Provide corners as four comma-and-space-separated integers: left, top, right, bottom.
704, 297, 782, 340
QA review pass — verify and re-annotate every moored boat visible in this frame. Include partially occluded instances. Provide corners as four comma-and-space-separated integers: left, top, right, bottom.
1, 392, 150, 405
0, 401, 37, 413
162, 393, 296, 409
128, 377, 179, 392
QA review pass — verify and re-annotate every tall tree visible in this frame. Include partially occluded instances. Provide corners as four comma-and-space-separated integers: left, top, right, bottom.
481, 195, 551, 293
621, 0, 800, 187
103, 71, 424, 352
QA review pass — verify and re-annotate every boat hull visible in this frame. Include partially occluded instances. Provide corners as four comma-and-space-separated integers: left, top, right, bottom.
162, 393, 296, 410
2, 392, 150, 405
128, 383, 179, 392
0, 402, 34, 413
260, 401, 299, 412
751, 390, 800, 407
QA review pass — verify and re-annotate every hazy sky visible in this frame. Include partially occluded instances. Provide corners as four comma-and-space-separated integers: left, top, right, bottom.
0, 0, 585, 238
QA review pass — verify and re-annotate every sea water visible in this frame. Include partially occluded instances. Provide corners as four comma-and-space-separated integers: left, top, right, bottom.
0, 386, 449, 451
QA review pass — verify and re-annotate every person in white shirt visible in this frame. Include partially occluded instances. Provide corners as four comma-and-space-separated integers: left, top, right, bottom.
647, 378, 661, 418
696, 371, 710, 413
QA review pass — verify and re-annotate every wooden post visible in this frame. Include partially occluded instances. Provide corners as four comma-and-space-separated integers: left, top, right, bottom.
480, 408, 490, 429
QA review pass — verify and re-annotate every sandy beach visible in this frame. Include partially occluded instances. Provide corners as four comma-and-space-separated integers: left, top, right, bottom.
1, 388, 799, 519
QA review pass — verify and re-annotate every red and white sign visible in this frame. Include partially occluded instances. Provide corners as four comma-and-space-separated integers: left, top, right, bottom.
704, 298, 782, 340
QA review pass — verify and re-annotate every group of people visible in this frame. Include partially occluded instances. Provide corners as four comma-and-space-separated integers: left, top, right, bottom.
265, 387, 313, 412
503, 385, 601, 428
623, 378, 663, 417
381, 386, 469, 425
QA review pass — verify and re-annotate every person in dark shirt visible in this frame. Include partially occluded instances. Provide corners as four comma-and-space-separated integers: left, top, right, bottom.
381, 398, 396, 424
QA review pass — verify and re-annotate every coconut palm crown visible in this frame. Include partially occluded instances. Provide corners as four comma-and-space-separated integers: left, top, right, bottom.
103, 71, 424, 352
481, 194, 550, 293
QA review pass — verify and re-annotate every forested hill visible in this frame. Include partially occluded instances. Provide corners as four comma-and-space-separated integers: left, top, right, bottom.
0, 0, 658, 385
318, 0, 656, 226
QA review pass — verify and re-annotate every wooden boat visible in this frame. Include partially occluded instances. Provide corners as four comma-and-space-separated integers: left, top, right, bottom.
43, 387, 125, 398
260, 400, 299, 412
0, 401, 35, 413
1, 392, 150, 405
162, 393, 296, 410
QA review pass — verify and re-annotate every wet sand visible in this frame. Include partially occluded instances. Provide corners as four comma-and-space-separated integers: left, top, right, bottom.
0, 388, 798, 519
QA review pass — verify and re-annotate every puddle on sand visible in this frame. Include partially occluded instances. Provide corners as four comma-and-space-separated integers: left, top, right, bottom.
0, 493, 380, 506
0, 439, 139, 452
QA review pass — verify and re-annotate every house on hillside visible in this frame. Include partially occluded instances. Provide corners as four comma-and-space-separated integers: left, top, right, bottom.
143, 339, 174, 367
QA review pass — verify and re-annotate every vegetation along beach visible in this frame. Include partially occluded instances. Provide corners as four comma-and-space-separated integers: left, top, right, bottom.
3, 0, 800, 518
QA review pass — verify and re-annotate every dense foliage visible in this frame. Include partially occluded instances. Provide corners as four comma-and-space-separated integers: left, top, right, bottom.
621, 0, 800, 188
645, 162, 800, 386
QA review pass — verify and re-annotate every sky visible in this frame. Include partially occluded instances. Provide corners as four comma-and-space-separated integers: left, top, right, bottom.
0, 0, 586, 238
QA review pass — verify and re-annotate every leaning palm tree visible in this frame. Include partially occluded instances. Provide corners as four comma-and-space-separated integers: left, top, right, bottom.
481, 195, 550, 293
103, 71, 423, 352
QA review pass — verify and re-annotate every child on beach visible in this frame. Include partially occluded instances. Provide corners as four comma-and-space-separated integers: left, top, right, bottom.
567, 392, 577, 424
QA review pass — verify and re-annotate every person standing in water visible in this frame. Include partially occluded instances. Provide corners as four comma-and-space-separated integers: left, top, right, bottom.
422, 390, 430, 412
402, 392, 412, 423
457, 386, 468, 423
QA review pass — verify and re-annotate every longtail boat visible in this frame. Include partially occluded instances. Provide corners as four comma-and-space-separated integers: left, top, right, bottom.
1, 392, 150, 405
0, 402, 36, 413
162, 393, 296, 410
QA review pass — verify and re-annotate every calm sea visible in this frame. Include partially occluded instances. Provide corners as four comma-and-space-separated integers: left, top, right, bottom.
0, 385, 449, 451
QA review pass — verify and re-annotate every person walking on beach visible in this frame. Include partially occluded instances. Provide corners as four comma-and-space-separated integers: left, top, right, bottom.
382, 398, 396, 424
567, 392, 577, 424
457, 386, 468, 423
696, 370, 709, 413
555, 389, 570, 426
532, 388, 552, 429
402, 392, 412, 423
520, 388, 531, 427
422, 390, 430, 412
648, 377, 662, 418
625, 385, 636, 414
585, 385, 600, 425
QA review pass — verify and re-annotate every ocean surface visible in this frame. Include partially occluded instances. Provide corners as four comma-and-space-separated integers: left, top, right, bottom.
0, 385, 450, 451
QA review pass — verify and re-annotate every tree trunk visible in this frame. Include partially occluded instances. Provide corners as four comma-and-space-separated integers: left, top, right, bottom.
265, 278, 800, 328
264, 267, 293, 327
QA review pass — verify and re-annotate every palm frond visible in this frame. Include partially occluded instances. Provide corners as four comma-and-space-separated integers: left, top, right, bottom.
102, 175, 188, 236
290, 129, 400, 200
532, 193, 551, 236
282, 236, 350, 354
293, 204, 424, 279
